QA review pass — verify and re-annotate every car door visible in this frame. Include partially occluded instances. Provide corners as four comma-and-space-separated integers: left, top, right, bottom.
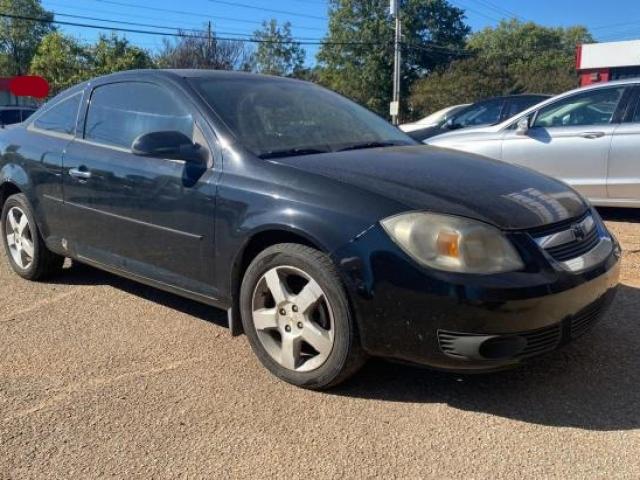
501, 86, 628, 201
62, 81, 219, 300
607, 85, 640, 203
22, 92, 84, 241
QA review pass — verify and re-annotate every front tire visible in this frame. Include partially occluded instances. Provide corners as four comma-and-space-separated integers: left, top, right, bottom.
240, 243, 366, 389
1, 193, 64, 281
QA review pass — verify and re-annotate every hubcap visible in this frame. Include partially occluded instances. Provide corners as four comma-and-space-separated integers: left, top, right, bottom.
5, 207, 34, 270
251, 266, 335, 372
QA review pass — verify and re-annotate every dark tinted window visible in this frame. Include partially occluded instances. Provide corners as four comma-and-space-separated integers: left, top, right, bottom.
33, 94, 81, 134
534, 88, 625, 128
452, 100, 504, 127
0, 109, 22, 125
21, 109, 36, 121
190, 77, 413, 158
85, 82, 194, 149
502, 96, 546, 120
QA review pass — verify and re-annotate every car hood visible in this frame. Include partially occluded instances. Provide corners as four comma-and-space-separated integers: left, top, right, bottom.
272, 145, 587, 230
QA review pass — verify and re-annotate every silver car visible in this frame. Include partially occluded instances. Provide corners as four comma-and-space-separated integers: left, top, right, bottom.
427, 79, 640, 208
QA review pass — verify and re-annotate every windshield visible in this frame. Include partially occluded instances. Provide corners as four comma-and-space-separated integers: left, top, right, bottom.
190, 77, 415, 158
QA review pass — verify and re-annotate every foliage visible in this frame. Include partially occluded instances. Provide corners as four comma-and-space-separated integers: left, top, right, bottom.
0, 0, 53, 75
30, 32, 89, 94
410, 20, 594, 116
317, 0, 469, 117
156, 27, 252, 71
30, 33, 154, 95
252, 19, 305, 77
90, 34, 154, 76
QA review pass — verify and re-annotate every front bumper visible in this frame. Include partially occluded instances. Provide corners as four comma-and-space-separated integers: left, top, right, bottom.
334, 223, 621, 372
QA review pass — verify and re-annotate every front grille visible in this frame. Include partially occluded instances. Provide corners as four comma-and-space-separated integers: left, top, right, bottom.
529, 211, 604, 264
517, 324, 562, 358
527, 211, 590, 238
570, 291, 614, 339
545, 226, 600, 262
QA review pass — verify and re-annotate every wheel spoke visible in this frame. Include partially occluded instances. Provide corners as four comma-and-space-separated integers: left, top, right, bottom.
6, 233, 16, 247
294, 278, 324, 314
253, 307, 279, 331
280, 335, 301, 370
301, 321, 333, 356
7, 209, 19, 231
265, 268, 288, 304
17, 214, 28, 236
21, 238, 34, 258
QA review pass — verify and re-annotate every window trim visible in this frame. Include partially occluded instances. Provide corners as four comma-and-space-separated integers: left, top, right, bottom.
27, 91, 83, 139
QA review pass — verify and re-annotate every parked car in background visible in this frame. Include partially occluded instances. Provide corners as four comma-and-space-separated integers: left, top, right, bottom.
0, 106, 37, 127
427, 79, 640, 208
0, 70, 620, 389
407, 94, 550, 142
399, 104, 470, 133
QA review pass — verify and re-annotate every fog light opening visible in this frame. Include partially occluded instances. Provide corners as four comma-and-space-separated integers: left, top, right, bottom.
478, 335, 527, 360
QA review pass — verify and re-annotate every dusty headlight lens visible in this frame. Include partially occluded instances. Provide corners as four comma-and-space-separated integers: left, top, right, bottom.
381, 212, 524, 274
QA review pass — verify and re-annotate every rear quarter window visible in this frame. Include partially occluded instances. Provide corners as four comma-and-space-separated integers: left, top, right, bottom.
33, 94, 82, 135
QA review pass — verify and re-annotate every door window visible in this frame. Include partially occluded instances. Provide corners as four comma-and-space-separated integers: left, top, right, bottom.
84, 82, 194, 149
533, 88, 625, 128
0, 109, 22, 125
452, 100, 504, 127
33, 94, 81, 135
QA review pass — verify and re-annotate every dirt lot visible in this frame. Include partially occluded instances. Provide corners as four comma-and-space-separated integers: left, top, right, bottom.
1, 208, 639, 479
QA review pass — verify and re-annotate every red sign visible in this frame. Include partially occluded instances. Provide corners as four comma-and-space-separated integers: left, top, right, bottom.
7, 76, 49, 99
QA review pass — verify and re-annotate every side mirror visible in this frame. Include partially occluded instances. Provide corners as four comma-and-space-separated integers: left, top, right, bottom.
516, 117, 530, 135
131, 131, 205, 164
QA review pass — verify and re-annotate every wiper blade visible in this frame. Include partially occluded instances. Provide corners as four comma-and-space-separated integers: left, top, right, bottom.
337, 141, 401, 152
259, 147, 330, 159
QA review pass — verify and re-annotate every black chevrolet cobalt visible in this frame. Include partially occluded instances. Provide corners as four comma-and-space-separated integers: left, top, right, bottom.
0, 70, 620, 389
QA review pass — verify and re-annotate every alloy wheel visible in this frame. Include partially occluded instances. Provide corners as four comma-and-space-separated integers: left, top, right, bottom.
251, 265, 335, 372
5, 206, 35, 270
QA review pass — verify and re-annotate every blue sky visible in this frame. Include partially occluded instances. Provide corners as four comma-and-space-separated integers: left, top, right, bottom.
41, 0, 640, 65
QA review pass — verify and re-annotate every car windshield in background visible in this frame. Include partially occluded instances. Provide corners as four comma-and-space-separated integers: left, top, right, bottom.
190, 77, 414, 158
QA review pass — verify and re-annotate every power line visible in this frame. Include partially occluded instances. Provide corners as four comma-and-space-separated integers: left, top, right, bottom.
450, 1, 503, 24
88, 0, 326, 30
0, 12, 380, 46
49, 11, 327, 40
204, 0, 327, 21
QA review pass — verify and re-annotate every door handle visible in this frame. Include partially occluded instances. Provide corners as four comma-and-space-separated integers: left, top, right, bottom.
580, 132, 605, 139
68, 167, 92, 180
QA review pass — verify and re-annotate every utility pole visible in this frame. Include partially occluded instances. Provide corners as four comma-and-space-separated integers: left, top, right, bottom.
390, 0, 401, 125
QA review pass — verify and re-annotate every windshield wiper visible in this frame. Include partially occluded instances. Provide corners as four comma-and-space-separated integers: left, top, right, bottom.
259, 147, 331, 159
337, 141, 402, 152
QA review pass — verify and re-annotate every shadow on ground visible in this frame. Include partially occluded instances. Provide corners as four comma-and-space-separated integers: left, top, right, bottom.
598, 207, 640, 223
49, 258, 640, 432
50, 261, 228, 329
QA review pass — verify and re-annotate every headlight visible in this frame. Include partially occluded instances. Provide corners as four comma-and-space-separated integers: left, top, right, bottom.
381, 212, 524, 274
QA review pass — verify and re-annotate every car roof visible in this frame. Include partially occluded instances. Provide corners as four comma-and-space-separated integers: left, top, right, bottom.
92, 69, 302, 84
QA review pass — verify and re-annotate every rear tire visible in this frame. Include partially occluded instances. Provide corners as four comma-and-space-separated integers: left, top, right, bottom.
1, 193, 64, 281
240, 243, 366, 389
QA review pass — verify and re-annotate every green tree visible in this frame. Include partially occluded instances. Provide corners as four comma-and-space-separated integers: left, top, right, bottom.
0, 0, 53, 75
317, 0, 469, 117
410, 20, 594, 117
252, 19, 305, 77
30, 32, 89, 94
90, 33, 154, 76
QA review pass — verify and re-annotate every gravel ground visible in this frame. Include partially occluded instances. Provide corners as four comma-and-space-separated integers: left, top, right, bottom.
1, 209, 639, 479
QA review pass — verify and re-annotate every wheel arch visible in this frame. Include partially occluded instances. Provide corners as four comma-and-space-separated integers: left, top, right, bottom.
228, 226, 328, 336
0, 181, 22, 209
